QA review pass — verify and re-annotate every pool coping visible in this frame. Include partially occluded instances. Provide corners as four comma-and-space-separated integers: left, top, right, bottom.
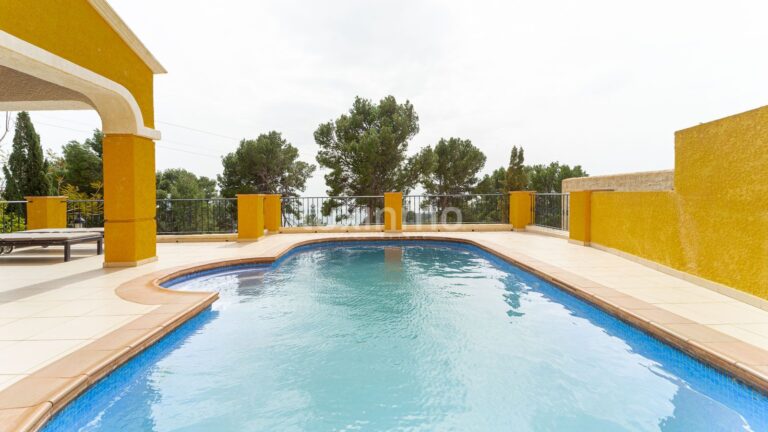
2, 234, 768, 431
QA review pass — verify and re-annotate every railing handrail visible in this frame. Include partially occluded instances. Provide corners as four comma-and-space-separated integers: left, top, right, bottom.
404, 193, 505, 197
531, 193, 569, 231
282, 195, 384, 200
155, 197, 236, 202
65, 198, 238, 203
0, 200, 27, 204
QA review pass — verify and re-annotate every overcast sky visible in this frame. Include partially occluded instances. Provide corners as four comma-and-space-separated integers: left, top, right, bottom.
4, 0, 768, 196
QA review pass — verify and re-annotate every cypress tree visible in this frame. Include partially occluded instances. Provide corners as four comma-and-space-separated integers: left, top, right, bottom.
1, 112, 51, 200
506, 146, 527, 191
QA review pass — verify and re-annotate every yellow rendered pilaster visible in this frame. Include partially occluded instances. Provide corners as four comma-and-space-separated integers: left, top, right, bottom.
237, 194, 265, 240
509, 191, 533, 230
384, 192, 403, 232
568, 190, 592, 245
263, 194, 282, 233
25, 196, 67, 230
103, 134, 157, 266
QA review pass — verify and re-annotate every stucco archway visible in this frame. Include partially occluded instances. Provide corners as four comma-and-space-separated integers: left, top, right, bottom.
0, 0, 166, 266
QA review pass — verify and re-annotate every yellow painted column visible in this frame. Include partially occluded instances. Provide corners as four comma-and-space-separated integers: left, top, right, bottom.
237, 194, 265, 240
103, 134, 157, 266
263, 194, 282, 233
568, 191, 592, 245
25, 196, 67, 229
384, 192, 403, 232
509, 191, 533, 230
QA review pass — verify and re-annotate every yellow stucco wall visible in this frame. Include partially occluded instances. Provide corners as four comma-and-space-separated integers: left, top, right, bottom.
586, 105, 768, 299
509, 192, 532, 229
568, 191, 591, 244
0, 0, 155, 127
237, 194, 265, 241
102, 134, 156, 264
263, 194, 282, 232
384, 192, 403, 232
25, 196, 67, 230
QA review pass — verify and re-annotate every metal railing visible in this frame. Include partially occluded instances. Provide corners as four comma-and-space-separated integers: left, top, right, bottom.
531, 193, 569, 231
156, 198, 238, 234
67, 199, 104, 228
0, 201, 27, 233
63, 198, 238, 234
281, 196, 385, 227
403, 194, 509, 224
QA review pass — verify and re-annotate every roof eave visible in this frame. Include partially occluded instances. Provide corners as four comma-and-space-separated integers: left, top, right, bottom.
87, 0, 167, 74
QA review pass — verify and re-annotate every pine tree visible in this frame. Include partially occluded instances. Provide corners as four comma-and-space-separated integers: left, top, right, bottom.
1, 112, 51, 200
505, 146, 527, 191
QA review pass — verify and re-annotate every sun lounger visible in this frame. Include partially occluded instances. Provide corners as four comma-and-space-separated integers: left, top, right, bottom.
23, 228, 104, 234
0, 232, 103, 262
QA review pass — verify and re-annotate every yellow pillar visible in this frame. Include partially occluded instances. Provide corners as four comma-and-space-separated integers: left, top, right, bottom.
103, 134, 157, 266
569, 190, 592, 245
509, 191, 533, 230
263, 194, 282, 233
384, 192, 403, 232
237, 194, 265, 240
25, 196, 67, 229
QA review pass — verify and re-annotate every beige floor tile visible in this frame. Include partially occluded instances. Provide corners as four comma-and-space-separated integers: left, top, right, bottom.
0, 317, 74, 341
30, 301, 103, 318
29, 315, 137, 341
658, 303, 768, 325
737, 323, 768, 335
711, 325, 768, 351
623, 288, 733, 305
0, 339, 87, 374
0, 341, 16, 351
0, 375, 26, 391
0, 302, 61, 319
76, 289, 127, 300
17, 286, 104, 303
84, 301, 156, 316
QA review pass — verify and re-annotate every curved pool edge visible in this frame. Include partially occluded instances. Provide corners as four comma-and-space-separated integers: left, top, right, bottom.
6, 234, 768, 431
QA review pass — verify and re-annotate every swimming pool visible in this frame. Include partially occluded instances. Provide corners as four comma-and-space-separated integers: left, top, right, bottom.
43, 242, 768, 431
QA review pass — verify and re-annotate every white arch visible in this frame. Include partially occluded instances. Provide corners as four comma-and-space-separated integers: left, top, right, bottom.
0, 30, 161, 140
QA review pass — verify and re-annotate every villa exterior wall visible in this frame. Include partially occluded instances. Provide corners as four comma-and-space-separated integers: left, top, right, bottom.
581, 105, 768, 300
562, 170, 674, 192
0, 0, 156, 127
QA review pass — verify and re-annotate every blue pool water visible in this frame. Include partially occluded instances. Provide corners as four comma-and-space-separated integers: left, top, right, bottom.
44, 242, 767, 431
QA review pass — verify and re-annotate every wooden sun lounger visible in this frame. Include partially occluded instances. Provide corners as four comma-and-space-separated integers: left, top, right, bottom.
0, 232, 103, 262
23, 228, 104, 234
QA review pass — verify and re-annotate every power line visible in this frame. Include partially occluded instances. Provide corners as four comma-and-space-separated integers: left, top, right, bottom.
34, 120, 223, 159
35, 121, 91, 134
34, 114, 240, 151
157, 120, 240, 141
156, 144, 221, 158
29, 112, 241, 143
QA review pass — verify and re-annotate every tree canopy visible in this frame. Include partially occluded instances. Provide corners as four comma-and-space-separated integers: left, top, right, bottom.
2, 112, 50, 200
476, 167, 508, 194
157, 168, 217, 199
506, 146, 527, 191
44, 129, 103, 197
527, 162, 588, 193
315, 96, 421, 196
417, 137, 486, 195
218, 131, 315, 198
61, 139, 102, 194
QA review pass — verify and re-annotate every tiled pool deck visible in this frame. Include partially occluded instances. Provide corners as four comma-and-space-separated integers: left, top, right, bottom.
1, 231, 768, 430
